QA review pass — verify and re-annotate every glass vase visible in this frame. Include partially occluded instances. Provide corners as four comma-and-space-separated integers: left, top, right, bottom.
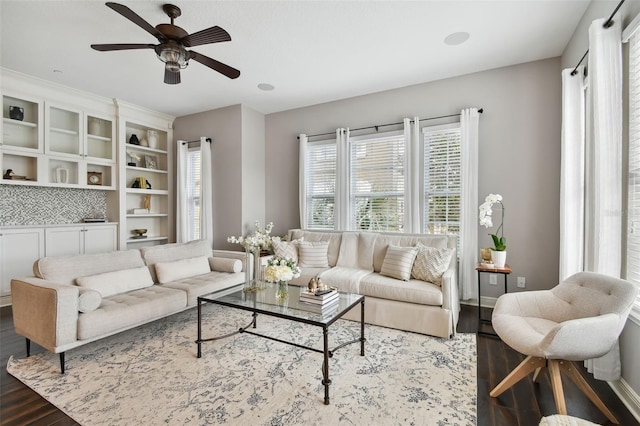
276, 281, 289, 303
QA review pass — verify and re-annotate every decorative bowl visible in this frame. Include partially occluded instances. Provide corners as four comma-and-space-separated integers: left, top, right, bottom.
132, 229, 147, 236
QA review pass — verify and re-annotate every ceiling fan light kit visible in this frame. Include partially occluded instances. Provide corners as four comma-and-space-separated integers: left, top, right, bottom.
91, 2, 240, 85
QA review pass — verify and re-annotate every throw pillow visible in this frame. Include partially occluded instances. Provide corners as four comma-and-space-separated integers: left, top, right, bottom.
155, 256, 211, 284
209, 257, 242, 273
297, 241, 330, 268
272, 237, 303, 262
380, 245, 418, 281
76, 266, 154, 298
78, 288, 102, 313
412, 243, 455, 286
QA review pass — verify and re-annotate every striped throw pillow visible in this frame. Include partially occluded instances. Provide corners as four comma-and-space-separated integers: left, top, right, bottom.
380, 245, 418, 281
411, 243, 454, 286
272, 238, 303, 262
297, 241, 330, 268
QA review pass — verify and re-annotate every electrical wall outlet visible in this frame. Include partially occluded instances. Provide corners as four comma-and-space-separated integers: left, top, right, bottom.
517, 277, 526, 288
489, 274, 498, 285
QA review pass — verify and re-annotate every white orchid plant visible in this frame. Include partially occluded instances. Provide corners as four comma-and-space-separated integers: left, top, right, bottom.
227, 221, 274, 252
265, 256, 301, 283
479, 193, 506, 251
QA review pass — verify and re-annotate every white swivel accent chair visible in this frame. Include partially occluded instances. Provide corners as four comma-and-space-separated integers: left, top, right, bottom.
489, 272, 637, 424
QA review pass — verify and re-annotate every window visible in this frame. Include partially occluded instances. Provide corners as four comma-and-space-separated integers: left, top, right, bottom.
306, 141, 336, 230
186, 147, 201, 241
628, 31, 640, 309
423, 124, 461, 236
350, 132, 405, 232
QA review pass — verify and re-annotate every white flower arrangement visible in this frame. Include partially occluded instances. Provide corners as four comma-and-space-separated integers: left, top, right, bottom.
265, 256, 301, 283
478, 193, 506, 251
227, 221, 274, 252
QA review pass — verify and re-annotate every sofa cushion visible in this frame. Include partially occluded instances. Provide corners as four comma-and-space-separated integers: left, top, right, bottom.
272, 237, 302, 262
141, 239, 212, 282
155, 256, 211, 284
77, 286, 187, 340
336, 232, 377, 271
298, 241, 330, 267
359, 273, 444, 306
76, 266, 154, 298
289, 230, 342, 267
318, 267, 372, 294
78, 288, 102, 313
373, 235, 449, 272
34, 249, 145, 286
380, 245, 418, 281
412, 243, 455, 286
209, 257, 242, 273
161, 270, 245, 306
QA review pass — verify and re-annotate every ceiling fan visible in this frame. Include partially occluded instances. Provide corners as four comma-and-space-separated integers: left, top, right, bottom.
91, 2, 240, 84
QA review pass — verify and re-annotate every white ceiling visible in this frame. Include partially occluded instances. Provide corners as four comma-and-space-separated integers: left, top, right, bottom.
0, 1, 590, 117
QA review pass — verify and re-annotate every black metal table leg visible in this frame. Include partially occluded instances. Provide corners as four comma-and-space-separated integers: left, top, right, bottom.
322, 327, 331, 405
360, 298, 365, 356
197, 298, 202, 358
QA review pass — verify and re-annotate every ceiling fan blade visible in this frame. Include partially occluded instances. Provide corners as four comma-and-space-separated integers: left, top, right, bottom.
106, 2, 166, 41
182, 26, 231, 47
189, 51, 240, 79
164, 69, 181, 85
91, 43, 154, 52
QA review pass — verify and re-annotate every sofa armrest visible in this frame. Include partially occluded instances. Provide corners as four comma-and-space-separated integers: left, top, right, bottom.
440, 258, 460, 333
212, 249, 248, 272
11, 277, 79, 352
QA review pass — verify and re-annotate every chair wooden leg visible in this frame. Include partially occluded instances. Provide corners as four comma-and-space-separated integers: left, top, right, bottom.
559, 361, 619, 424
548, 359, 567, 415
490, 355, 547, 397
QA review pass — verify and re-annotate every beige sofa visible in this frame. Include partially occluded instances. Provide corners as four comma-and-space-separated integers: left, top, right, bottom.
10, 239, 246, 373
282, 230, 459, 339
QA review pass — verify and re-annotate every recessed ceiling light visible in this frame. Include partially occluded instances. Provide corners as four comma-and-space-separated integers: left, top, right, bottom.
444, 32, 470, 46
258, 83, 275, 91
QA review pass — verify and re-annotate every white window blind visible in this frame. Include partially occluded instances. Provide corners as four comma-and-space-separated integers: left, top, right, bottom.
350, 132, 405, 232
423, 124, 461, 236
628, 32, 640, 309
187, 147, 201, 241
306, 141, 336, 229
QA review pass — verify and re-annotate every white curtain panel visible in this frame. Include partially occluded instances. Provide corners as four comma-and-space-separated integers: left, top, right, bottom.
175, 140, 189, 243
335, 128, 350, 231
459, 108, 480, 300
298, 134, 308, 228
584, 17, 623, 381
404, 117, 421, 233
559, 66, 586, 281
200, 137, 214, 244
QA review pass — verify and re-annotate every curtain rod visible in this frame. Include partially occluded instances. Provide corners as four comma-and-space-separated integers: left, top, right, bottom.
570, 0, 625, 76
181, 138, 212, 145
298, 108, 483, 140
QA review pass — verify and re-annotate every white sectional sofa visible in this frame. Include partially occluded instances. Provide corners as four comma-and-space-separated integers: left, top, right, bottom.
279, 230, 459, 339
10, 239, 246, 373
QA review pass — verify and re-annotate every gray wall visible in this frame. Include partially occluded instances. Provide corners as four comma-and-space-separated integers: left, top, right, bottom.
561, 0, 640, 402
265, 57, 562, 298
173, 105, 243, 250
173, 104, 266, 250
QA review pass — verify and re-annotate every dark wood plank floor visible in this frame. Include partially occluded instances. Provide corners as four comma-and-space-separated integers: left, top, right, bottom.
1, 304, 638, 425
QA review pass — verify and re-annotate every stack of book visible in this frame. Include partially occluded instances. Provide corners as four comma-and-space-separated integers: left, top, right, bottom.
299, 289, 339, 313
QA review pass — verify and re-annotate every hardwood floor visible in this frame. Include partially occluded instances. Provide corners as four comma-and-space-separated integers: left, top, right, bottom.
1, 304, 638, 426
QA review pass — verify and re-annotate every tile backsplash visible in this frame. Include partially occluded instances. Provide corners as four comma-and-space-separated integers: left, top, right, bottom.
0, 185, 107, 226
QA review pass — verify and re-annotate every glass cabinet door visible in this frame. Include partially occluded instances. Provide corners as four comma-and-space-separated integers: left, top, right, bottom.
45, 104, 82, 158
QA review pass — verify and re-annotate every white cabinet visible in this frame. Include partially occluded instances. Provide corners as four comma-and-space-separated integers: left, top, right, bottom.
45, 224, 117, 257
0, 228, 45, 299
1, 91, 116, 190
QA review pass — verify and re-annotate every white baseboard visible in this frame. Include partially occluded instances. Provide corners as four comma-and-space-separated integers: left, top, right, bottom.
0, 295, 12, 307
460, 296, 497, 309
609, 378, 640, 423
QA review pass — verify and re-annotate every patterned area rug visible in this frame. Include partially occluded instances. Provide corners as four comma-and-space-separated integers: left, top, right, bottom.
7, 304, 477, 425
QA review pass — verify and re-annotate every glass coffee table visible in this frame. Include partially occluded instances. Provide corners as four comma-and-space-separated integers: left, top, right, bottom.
196, 283, 365, 405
